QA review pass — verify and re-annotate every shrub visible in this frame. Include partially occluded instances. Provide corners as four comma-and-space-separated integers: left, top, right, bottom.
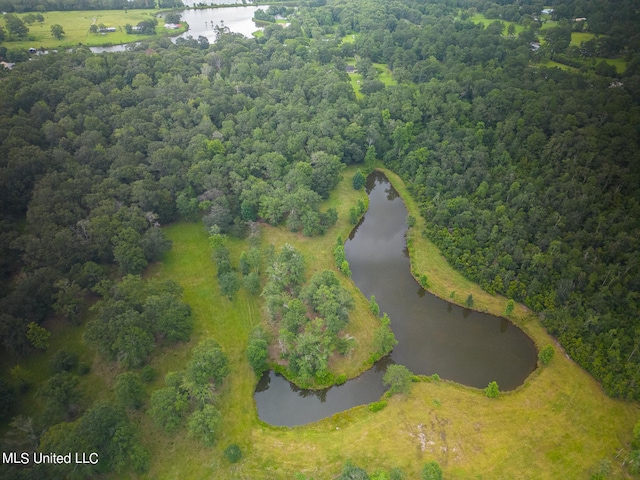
224, 444, 242, 463
352, 170, 365, 190
141, 365, 156, 382
421, 461, 443, 480
484, 381, 499, 399
369, 295, 380, 316
465, 294, 474, 307
368, 400, 387, 412
539, 345, 555, 365
383, 364, 412, 396
50, 349, 79, 373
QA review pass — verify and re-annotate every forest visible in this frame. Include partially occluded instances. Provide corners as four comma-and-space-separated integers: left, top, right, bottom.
0, 0, 639, 476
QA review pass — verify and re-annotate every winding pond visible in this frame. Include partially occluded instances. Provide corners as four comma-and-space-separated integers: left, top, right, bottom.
254, 172, 537, 427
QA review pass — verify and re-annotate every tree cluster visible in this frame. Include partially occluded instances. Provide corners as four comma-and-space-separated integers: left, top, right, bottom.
262, 245, 355, 384
85, 275, 193, 368
149, 338, 228, 446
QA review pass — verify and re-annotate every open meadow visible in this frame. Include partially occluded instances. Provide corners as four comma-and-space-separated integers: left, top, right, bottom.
0, 9, 182, 50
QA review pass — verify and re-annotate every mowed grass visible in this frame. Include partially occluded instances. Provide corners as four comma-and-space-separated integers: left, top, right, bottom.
0, 9, 181, 50
140, 167, 640, 479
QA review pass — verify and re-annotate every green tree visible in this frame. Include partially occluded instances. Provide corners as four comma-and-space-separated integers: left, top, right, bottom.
50, 24, 65, 39
339, 460, 370, 479
187, 404, 221, 446
465, 294, 474, 308
26, 322, 50, 350
364, 145, 376, 174
246, 329, 269, 375
505, 299, 515, 316
49, 349, 78, 373
148, 386, 189, 432
373, 313, 397, 356
369, 295, 380, 316
484, 381, 500, 398
144, 294, 193, 343
340, 260, 352, 277
383, 364, 412, 396
219, 271, 240, 300
244, 272, 261, 296
186, 339, 229, 389
421, 461, 443, 480
539, 345, 555, 365
352, 170, 366, 190
4, 15, 29, 38
37, 372, 80, 423
115, 372, 145, 409
224, 444, 242, 463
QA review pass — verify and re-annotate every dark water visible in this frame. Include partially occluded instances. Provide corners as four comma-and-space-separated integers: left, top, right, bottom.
254, 172, 537, 426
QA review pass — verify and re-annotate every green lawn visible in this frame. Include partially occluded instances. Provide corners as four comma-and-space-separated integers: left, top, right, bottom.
0, 9, 184, 50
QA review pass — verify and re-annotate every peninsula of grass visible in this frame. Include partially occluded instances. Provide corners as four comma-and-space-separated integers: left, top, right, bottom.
0, 9, 185, 50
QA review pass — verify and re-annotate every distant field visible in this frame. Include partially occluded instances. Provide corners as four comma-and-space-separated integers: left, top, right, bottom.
571, 31, 596, 45
469, 13, 525, 35
373, 62, 396, 86
0, 9, 183, 50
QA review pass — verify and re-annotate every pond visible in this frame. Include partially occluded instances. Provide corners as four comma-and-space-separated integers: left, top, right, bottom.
254, 172, 537, 427
90, 5, 264, 53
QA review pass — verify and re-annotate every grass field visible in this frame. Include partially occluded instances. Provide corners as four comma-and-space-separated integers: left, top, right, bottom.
469, 13, 525, 36
346, 60, 396, 98
0, 9, 184, 50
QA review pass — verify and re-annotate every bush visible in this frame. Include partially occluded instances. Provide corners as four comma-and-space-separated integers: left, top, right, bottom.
224, 444, 242, 463
421, 461, 443, 480
465, 294, 474, 308
407, 214, 416, 227
246, 336, 269, 375
368, 400, 387, 412
141, 365, 156, 382
50, 349, 79, 373
383, 364, 412, 396
539, 345, 555, 366
352, 170, 365, 190
484, 381, 499, 399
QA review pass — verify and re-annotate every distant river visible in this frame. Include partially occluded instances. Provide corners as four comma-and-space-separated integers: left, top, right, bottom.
254, 172, 537, 427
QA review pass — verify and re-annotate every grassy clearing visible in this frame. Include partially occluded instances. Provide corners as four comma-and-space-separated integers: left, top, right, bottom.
373, 62, 396, 86
468, 13, 524, 35
0, 9, 182, 50
346, 59, 364, 99
571, 31, 595, 46
543, 60, 579, 72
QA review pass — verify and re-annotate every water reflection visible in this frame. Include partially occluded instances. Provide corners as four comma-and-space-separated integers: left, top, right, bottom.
254, 172, 537, 426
